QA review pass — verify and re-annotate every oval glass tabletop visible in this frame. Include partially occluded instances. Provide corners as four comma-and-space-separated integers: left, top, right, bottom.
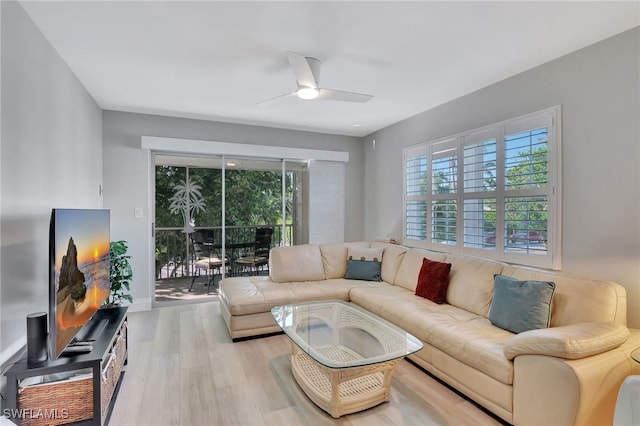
272, 300, 423, 369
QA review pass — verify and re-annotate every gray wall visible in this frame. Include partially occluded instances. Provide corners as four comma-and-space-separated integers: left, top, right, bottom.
0, 1, 103, 364
102, 111, 365, 308
364, 27, 640, 327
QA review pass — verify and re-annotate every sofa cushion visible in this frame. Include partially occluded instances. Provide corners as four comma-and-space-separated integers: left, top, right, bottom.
320, 242, 370, 279
415, 258, 451, 304
444, 254, 505, 317
220, 276, 374, 317
394, 248, 447, 291
371, 242, 408, 284
269, 244, 325, 282
219, 276, 284, 316
345, 247, 384, 281
426, 316, 515, 385
349, 284, 410, 319
289, 278, 376, 301
489, 274, 555, 334
350, 286, 515, 385
502, 265, 628, 327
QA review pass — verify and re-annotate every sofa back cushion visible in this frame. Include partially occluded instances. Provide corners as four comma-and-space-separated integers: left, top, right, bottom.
371, 242, 408, 284
319, 242, 370, 279
444, 254, 505, 317
501, 266, 627, 326
394, 248, 446, 291
270, 244, 325, 282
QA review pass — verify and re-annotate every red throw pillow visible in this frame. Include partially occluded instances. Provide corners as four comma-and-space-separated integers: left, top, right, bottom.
415, 257, 452, 304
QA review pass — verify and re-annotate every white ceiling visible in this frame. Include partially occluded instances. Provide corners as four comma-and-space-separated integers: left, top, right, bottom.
19, 1, 639, 137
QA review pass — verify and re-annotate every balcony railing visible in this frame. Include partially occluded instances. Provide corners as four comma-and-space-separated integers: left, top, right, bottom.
155, 224, 293, 279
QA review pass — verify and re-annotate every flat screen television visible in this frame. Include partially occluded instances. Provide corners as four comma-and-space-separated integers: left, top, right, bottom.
49, 208, 111, 358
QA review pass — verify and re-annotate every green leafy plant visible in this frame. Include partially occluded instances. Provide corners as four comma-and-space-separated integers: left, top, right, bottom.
105, 240, 133, 307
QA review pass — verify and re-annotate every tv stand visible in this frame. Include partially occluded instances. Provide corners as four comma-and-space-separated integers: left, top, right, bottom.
3, 307, 128, 426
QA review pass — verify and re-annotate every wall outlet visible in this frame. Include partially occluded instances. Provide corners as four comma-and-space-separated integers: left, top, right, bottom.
134, 207, 143, 219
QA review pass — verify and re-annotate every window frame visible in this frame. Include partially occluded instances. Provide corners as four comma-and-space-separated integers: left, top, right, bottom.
403, 106, 562, 269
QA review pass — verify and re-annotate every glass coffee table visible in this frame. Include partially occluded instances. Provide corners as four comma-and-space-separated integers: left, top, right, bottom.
271, 300, 423, 418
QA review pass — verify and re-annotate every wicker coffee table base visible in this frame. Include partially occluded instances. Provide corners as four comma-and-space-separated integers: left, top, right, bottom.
290, 342, 400, 418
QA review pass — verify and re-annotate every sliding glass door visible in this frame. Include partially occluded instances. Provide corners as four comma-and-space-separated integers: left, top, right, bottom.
154, 155, 304, 282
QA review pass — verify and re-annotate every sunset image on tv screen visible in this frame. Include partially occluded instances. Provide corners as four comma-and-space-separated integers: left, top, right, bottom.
53, 209, 110, 356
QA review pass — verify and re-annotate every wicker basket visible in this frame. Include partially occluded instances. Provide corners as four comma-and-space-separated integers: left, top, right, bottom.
18, 374, 93, 426
101, 322, 127, 416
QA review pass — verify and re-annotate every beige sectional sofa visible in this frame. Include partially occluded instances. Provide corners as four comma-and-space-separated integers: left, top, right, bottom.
219, 242, 640, 425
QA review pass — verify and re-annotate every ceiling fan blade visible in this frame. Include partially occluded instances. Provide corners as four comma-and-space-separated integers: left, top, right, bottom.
318, 88, 374, 103
286, 51, 318, 89
258, 92, 296, 106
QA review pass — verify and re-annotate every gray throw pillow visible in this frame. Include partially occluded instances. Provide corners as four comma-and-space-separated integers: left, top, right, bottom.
344, 247, 384, 281
345, 259, 382, 281
489, 274, 555, 334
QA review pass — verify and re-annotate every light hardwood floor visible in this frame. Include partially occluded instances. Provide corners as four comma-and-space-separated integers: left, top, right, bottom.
109, 301, 507, 426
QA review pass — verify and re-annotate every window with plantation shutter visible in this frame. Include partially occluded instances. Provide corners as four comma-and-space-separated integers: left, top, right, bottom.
502, 117, 552, 262
403, 107, 561, 269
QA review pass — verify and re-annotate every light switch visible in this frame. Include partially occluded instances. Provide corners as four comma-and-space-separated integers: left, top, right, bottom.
134, 208, 143, 219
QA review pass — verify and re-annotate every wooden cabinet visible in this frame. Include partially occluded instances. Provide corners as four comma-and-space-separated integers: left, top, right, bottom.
3, 307, 128, 426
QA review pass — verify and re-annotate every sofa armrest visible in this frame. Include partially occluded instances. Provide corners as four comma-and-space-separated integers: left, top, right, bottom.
503, 322, 629, 360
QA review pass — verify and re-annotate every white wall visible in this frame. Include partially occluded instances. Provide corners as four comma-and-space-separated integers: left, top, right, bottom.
364, 27, 640, 327
308, 160, 345, 244
102, 111, 365, 309
0, 1, 103, 364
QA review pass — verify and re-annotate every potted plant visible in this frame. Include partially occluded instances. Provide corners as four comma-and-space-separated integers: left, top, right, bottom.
104, 240, 134, 307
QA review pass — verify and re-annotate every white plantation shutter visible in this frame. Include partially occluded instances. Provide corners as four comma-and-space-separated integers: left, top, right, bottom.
431, 140, 458, 246
463, 130, 497, 250
502, 113, 555, 267
404, 146, 428, 243
403, 107, 561, 269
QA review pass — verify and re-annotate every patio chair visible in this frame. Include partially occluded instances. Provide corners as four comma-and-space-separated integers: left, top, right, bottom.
189, 230, 229, 292
234, 227, 273, 276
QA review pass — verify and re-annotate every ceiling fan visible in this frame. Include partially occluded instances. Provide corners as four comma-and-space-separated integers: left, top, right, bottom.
261, 51, 374, 104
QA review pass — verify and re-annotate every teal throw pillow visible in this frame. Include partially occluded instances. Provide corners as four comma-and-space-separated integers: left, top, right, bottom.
345, 259, 381, 281
489, 274, 555, 334
344, 247, 383, 282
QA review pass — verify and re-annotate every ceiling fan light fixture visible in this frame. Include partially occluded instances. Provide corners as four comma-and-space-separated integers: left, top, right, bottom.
259, 52, 373, 105
296, 86, 319, 100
